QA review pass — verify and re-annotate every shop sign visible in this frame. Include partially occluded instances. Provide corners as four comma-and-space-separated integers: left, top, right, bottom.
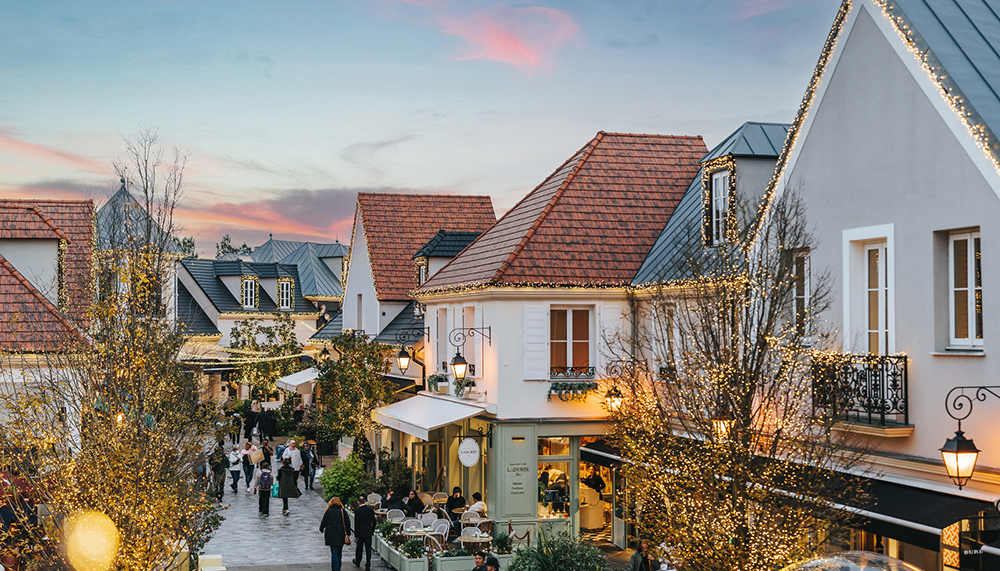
458, 437, 480, 467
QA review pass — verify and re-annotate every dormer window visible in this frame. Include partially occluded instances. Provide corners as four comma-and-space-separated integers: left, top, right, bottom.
710, 169, 731, 245
415, 257, 429, 286
279, 278, 293, 310
241, 276, 258, 309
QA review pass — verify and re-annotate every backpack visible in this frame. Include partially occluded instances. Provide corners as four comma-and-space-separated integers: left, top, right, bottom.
259, 471, 272, 490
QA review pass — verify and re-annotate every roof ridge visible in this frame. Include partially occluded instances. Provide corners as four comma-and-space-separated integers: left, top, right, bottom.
0, 199, 93, 205
492, 131, 606, 284
597, 132, 703, 139
0, 251, 85, 342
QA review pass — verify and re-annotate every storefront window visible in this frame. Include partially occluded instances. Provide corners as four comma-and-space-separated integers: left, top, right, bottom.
538, 437, 570, 456
538, 461, 571, 518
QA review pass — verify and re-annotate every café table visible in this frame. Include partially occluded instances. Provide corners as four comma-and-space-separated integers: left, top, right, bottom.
458, 534, 493, 550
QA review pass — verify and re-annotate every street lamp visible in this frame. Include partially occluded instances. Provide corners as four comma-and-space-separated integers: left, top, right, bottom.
940, 429, 980, 490
604, 386, 623, 411
319, 347, 331, 363
396, 348, 411, 374
450, 351, 469, 381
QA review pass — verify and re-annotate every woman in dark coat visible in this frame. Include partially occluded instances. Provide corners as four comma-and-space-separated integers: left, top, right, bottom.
404, 490, 424, 517
276, 457, 301, 516
319, 496, 352, 571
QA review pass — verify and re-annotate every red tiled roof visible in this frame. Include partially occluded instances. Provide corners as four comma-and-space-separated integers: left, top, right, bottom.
355, 193, 496, 301
0, 200, 93, 348
416, 132, 707, 293
0, 253, 86, 352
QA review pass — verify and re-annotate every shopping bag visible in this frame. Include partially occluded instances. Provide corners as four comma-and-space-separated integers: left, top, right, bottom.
249, 449, 265, 465
271, 484, 279, 498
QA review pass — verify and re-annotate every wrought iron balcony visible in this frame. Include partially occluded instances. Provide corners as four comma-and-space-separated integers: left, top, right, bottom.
550, 366, 596, 379
811, 353, 908, 427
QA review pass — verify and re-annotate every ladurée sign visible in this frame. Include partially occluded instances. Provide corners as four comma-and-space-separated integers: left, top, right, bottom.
458, 438, 480, 467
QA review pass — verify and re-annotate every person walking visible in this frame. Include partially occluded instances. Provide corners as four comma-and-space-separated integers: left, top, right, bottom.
250, 461, 274, 517
352, 495, 376, 570
627, 539, 658, 571
319, 496, 352, 571
276, 457, 301, 516
227, 445, 242, 493
239, 441, 258, 493
208, 442, 229, 502
229, 413, 241, 446
302, 443, 319, 490
484, 556, 502, 571
243, 408, 258, 443
472, 551, 487, 571
282, 439, 303, 485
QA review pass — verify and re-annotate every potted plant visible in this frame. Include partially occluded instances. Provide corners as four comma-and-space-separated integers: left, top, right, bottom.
398, 539, 429, 571
376, 522, 395, 559
432, 548, 474, 571
426, 374, 448, 395
491, 532, 514, 567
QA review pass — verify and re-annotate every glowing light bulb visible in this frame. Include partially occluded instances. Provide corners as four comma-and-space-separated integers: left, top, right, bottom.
64, 511, 119, 571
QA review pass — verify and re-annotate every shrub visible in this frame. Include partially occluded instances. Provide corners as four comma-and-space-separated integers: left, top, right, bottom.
376, 450, 413, 495
319, 454, 374, 502
492, 532, 513, 555
400, 539, 425, 559
376, 521, 396, 538
507, 531, 608, 571
276, 395, 296, 434
437, 549, 470, 558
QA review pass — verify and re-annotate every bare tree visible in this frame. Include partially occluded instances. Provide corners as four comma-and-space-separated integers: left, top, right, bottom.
606, 187, 872, 571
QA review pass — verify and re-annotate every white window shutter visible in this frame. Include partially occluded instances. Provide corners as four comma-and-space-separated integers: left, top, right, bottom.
599, 304, 625, 375
474, 305, 483, 378
523, 305, 549, 380
429, 309, 438, 374
446, 307, 455, 367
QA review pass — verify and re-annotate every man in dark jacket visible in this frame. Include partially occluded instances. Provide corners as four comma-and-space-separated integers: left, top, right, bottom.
243, 409, 258, 442
352, 495, 377, 570
319, 497, 352, 571
276, 458, 301, 516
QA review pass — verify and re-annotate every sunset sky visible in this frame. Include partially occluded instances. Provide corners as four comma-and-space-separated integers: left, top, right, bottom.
1, 0, 840, 254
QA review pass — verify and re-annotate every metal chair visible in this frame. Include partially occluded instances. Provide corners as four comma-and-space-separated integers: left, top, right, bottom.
419, 513, 436, 526
432, 492, 448, 503
423, 534, 445, 553
386, 508, 405, 522
402, 519, 422, 531
418, 492, 433, 506
368, 493, 382, 505
476, 519, 493, 535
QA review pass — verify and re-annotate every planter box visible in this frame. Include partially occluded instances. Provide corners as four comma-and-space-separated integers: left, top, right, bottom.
494, 554, 514, 568
433, 555, 476, 571
386, 544, 401, 569
376, 535, 389, 559
398, 555, 429, 571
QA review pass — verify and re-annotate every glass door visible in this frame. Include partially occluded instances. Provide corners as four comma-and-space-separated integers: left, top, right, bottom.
412, 442, 441, 492
612, 467, 629, 549
865, 242, 889, 355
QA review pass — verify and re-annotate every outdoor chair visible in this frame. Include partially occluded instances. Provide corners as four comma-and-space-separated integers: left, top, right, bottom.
419, 513, 436, 526
386, 508, 405, 522
432, 491, 447, 502
476, 519, 493, 535
423, 534, 445, 553
368, 493, 382, 505
431, 518, 451, 530
454, 526, 479, 544
418, 492, 433, 505
402, 519, 422, 531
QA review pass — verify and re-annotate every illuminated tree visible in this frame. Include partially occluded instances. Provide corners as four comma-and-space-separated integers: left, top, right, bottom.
606, 188, 872, 571
228, 313, 306, 397
0, 129, 224, 570
314, 332, 392, 443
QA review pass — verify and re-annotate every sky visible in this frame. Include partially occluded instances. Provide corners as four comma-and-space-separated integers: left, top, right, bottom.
0, 0, 842, 255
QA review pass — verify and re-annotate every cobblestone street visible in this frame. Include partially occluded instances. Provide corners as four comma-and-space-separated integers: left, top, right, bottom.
203, 466, 389, 571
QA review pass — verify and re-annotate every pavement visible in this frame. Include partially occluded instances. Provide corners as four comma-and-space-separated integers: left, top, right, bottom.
201, 455, 390, 571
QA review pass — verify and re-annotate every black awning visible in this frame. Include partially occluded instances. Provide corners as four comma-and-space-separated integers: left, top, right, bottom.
580, 439, 624, 468
853, 480, 994, 551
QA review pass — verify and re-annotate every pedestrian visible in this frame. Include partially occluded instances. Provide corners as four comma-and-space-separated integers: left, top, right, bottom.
319, 496, 352, 571
229, 413, 241, 445
227, 445, 242, 493
628, 539, 658, 571
239, 441, 258, 493
250, 461, 273, 517
404, 490, 424, 517
244, 408, 258, 443
277, 457, 301, 516
261, 439, 274, 465
472, 551, 487, 571
282, 439, 303, 485
352, 495, 376, 570
301, 443, 315, 490
208, 442, 229, 502
484, 556, 501, 571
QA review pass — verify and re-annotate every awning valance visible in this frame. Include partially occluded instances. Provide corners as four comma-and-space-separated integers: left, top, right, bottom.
275, 367, 319, 391
373, 394, 487, 440
580, 439, 625, 468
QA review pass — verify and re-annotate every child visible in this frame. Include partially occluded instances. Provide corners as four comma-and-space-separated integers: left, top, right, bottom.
251, 461, 273, 517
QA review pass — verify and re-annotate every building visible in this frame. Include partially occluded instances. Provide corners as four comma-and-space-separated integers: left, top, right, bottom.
383, 132, 707, 542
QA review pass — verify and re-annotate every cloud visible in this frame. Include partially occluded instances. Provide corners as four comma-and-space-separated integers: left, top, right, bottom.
0, 129, 107, 175
340, 135, 417, 179
382, 2, 579, 69
0, 180, 108, 202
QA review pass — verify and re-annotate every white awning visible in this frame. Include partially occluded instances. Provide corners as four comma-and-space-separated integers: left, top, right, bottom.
372, 394, 487, 440
275, 367, 319, 391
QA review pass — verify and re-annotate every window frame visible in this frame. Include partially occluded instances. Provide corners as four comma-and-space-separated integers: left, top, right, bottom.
278, 278, 293, 310
241, 276, 258, 309
710, 169, 731, 246
949, 230, 983, 348
792, 249, 811, 345
549, 306, 594, 378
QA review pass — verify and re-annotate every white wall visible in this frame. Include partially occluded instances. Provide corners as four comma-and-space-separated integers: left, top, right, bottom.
343, 215, 379, 335
784, 4, 1000, 483
0, 239, 59, 304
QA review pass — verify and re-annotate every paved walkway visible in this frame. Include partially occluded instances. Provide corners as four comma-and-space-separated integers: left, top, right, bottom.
202, 465, 389, 571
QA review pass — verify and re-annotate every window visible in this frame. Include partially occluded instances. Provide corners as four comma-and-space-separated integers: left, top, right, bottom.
279, 280, 292, 310
710, 169, 731, 245
356, 294, 363, 331
865, 242, 888, 355
550, 308, 592, 377
241, 277, 257, 309
417, 262, 428, 286
792, 250, 811, 342
950, 230, 983, 348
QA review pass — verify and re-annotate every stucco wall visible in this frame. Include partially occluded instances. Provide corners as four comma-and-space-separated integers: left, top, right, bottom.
342, 216, 380, 335
0, 239, 59, 304
786, 5, 1000, 476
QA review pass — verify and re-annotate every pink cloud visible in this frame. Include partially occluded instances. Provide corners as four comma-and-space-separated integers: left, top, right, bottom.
0, 130, 106, 175
734, 0, 795, 20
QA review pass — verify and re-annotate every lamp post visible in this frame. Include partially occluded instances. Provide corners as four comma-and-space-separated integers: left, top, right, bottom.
941, 386, 1000, 489
604, 385, 624, 411
394, 327, 429, 387
447, 326, 491, 383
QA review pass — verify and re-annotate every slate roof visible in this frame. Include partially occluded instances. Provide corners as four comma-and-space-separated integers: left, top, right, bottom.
374, 302, 426, 345
413, 231, 483, 259
176, 281, 221, 337
0, 200, 93, 328
633, 122, 791, 286
701, 122, 790, 163
247, 238, 346, 299
95, 183, 179, 254
308, 311, 343, 344
180, 258, 316, 314
884, 0, 1000, 160
0, 200, 93, 351
355, 193, 496, 301
415, 133, 706, 293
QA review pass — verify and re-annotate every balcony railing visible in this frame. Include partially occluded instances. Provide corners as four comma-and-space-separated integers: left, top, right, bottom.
812, 353, 908, 426
550, 366, 596, 379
